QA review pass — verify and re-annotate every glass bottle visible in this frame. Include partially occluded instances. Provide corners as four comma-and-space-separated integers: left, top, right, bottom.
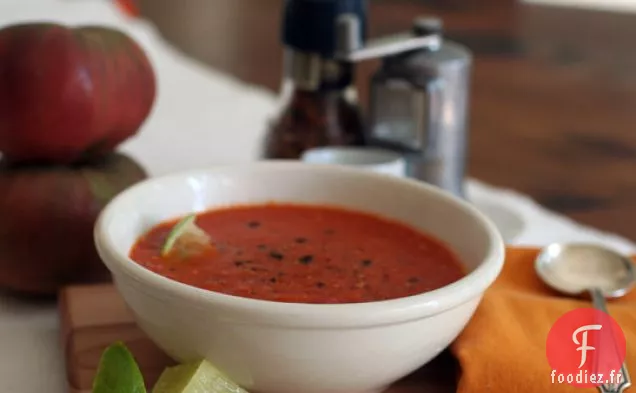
261, 0, 367, 159
263, 54, 365, 159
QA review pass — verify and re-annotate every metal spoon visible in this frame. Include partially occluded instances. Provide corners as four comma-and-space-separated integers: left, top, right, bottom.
535, 243, 635, 393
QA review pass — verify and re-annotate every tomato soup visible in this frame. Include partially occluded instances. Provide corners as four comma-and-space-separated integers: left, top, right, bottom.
129, 204, 465, 304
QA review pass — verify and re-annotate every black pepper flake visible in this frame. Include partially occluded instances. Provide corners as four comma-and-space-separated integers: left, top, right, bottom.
295, 237, 307, 244
257, 244, 267, 250
298, 255, 313, 265
269, 277, 277, 283
408, 277, 420, 284
234, 261, 244, 267
247, 221, 260, 228
251, 266, 268, 272
361, 259, 372, 267
269, 251, 284, 260
316, 282, 326, 288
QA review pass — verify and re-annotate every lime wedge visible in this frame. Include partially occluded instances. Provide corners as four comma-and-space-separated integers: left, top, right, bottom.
152, 359, 249, 393
161, 214, 212, 257
92, 342, 146, 393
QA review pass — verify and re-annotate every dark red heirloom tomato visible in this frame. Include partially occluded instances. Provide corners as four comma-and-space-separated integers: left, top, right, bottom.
0, 23, 156, 164
0, 153, 147, 295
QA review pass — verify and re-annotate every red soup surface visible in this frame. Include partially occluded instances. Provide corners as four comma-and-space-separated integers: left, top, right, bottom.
129, 204, 466, 304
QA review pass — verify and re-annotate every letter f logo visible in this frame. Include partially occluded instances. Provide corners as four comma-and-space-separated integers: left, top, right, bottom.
572, 324, 602, 368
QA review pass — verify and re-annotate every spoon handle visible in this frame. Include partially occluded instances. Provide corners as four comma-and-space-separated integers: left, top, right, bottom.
590, 288, 609, 312
590, 288, 631, 393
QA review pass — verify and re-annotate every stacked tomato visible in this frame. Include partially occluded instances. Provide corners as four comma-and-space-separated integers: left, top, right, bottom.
0, 23, 156, 294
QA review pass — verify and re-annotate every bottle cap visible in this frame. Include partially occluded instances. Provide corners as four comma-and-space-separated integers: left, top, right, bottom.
282, 0, 367, 58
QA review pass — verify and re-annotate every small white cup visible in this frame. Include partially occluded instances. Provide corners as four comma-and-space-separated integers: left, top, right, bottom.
301, 146, 406, 178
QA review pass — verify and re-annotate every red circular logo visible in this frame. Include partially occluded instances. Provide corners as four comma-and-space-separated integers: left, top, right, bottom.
546, 308, 626, 388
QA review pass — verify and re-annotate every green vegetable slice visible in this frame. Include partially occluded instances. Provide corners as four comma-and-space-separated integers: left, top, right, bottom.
161, 214, 195, 256
92, 342, 146, 393
152, 359, 249, 393
161, 214, 213, 257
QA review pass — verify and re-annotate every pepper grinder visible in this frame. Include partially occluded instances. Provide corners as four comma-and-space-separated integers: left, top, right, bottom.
365, 18, 472, 198
334, 14, 472, 198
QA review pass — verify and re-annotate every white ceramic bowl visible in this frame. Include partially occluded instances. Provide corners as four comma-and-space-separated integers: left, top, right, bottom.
94, 161, 505, 393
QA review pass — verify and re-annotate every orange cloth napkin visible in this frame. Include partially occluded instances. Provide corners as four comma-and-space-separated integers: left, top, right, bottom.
451, 247, 635, 393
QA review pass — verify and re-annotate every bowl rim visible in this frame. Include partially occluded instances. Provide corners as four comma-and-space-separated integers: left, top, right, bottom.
94, 161, 505, 327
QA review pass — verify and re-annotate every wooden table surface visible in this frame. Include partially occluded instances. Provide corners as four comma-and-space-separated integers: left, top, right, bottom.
137, 0, 636, 242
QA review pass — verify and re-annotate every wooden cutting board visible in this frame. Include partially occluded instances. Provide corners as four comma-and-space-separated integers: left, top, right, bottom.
59, 284, 458, 393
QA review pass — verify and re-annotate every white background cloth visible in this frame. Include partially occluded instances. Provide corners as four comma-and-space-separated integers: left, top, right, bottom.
0, 1, 634, 392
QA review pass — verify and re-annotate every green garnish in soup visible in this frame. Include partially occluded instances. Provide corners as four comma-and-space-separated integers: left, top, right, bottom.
161, 214, 214, 258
